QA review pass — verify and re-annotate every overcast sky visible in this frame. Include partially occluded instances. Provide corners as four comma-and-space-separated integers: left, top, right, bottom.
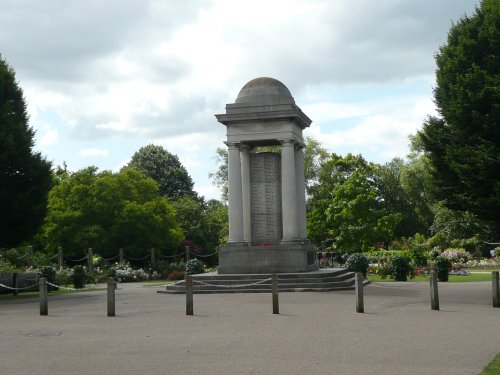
1, 0, 478, 200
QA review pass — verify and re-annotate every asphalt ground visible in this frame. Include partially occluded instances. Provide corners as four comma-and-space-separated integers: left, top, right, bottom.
0, 281, 499, 375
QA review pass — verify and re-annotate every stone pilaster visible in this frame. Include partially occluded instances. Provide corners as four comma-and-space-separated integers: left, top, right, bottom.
295, 144, 307, 239
226, 142, 244, 243
240, 144, 252, 243
280, 139, 299, 242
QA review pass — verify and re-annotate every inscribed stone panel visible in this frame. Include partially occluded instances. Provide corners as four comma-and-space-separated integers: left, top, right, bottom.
250, 153, 282, 245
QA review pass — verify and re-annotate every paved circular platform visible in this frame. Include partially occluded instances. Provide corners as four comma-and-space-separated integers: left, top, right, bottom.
1, 281, 498, 374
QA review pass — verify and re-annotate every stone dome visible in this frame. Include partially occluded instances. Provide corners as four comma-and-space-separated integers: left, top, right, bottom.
235, 77, 295, 105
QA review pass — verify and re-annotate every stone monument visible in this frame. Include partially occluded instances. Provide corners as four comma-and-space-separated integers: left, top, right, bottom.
216, 77, 318, 274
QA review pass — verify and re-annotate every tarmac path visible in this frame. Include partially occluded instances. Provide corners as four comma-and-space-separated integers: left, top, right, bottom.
1, 281, 499, 375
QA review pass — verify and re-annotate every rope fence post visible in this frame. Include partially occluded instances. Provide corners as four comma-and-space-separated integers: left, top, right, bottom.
28, 246, 33, 267
119, 248, 124, 264
185, 275, 193, 315
151, 248, 156, 269
12, 272, 18, 296
87, 248, 93, 273
39, 277, 48, 316
355, 272, 364, 313
185, 246, 191, 262
493, 271, 500, 308
430, 269, 439, 311
58, 247, 63, 269
272, 274, 279, 314
107, 278, 117, 316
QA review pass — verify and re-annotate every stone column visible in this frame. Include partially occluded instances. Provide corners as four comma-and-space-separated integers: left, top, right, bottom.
281, 140, 299, 242
227, 142, 244, 243
295, 145, 307, 239
240, 144, 251, 243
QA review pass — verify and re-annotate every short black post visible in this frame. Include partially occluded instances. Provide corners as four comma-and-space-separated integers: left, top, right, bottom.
107, 278, 116, 316
430, 270, 439, 311
492, 271, 500, 308
28, 246, 33, 267
12, 272, 18, 296
185, 275, 193, 315
355, 272, 364, 313
272, 274, 279, 314
151, 248, 156, 269
58, 247, 63, 269
39, 277, 48, 316
87, 248, 93, 273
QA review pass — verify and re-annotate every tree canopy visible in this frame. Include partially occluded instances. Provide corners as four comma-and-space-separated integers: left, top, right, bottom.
127, 144, 196, 200
418, 0, 499, 235
0, 55, 52, 247
41, 167, 183, 258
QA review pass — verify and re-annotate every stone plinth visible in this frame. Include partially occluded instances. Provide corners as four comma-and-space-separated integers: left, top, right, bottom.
218, 243, 317, 274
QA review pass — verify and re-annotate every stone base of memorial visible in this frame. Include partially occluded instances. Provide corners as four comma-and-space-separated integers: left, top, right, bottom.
218, 242, 318, 274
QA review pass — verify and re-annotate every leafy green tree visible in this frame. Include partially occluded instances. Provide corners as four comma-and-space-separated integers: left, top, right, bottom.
42, 167, 183, 258
418, 0, 499, 236
303, 137, 329, 193
208, 147, 228, 202
127, 144, 195, 200
171, 196, 228, 258
307, 153, 373, 244
325, 170, 401, 253
0, 55, 52, 247
376, 158, 431, 238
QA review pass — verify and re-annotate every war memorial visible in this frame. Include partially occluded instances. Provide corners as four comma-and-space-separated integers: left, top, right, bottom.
216, 77, 318, 274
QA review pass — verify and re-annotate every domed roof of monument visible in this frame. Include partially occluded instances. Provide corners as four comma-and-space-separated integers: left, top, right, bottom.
235, 77, 295, 105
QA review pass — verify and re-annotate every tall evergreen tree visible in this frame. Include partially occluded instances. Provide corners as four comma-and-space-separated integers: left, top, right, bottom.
0, 55, 52, 247
418, 0, 499, 235
127, 144, 195, 200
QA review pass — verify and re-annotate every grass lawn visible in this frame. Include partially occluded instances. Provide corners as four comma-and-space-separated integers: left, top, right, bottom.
480, 353, 500, 375
140, 280, 175, 287
368, 270, 499, 283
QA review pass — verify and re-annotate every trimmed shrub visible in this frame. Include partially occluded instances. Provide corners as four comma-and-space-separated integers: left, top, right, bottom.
345, 253, 369, 277
186, 259, 205, 275
72, 265, 87, 289
390, 256, 413, 281
434, 256, 451, 282
38, 265, 58, 291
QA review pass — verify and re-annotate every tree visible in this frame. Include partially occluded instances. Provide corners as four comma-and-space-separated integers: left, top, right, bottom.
127, 144, 195, 200
323, 168, 401, 253
418, 0, 499, 236
376, 158, 431, 238
171, 197, 227, 261
208, 147, 228, 202
0, 55, 52, 247
41, 167, 183, 258
307, 153, 374, 245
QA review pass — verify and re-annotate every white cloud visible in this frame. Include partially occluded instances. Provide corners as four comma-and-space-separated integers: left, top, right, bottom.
79, 148, 110, 157
0, 0, 478, 198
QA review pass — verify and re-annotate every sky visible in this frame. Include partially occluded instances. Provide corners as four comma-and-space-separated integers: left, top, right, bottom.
1, 0, 479, 200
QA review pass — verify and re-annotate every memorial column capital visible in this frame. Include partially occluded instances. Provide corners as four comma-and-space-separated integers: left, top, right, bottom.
224, 142, 241, 150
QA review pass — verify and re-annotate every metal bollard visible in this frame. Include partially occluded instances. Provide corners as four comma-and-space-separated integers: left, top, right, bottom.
185, 275, 193, 315
430, 270, 439, 311
39, 277, 48, 316
272, 274, 279, 314
107, 278, 116, 316
355, 272, 364, 313
492, 271, 499, 308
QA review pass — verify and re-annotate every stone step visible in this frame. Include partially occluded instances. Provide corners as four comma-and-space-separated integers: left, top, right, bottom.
159, 269, 368, 294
